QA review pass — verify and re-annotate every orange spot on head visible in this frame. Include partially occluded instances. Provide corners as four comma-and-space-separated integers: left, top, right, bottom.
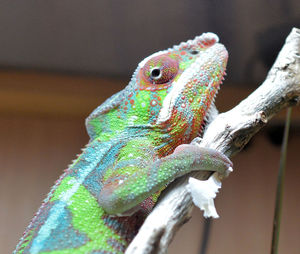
150, 99, 158, 107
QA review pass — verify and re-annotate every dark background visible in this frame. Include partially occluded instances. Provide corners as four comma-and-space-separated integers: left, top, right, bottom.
0, 0, 299, 83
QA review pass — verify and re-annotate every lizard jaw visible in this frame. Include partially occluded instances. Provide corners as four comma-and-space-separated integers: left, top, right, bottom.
156, 42, 228, 124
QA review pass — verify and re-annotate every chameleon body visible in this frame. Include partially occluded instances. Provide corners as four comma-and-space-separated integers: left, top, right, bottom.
14, 32, 231, 254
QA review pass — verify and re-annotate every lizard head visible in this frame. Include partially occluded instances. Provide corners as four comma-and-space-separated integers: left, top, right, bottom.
126, 32, 228, 154
86, 33, 228, 155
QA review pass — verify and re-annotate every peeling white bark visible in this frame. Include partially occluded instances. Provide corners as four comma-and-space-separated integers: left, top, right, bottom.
125, 28, 300, 254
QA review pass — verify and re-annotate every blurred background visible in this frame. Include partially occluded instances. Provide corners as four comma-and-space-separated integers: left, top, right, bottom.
0, 0, 299, 253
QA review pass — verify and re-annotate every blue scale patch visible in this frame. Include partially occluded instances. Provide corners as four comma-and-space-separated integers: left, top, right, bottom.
82, 140, 126, 198
37, 202, 89, 252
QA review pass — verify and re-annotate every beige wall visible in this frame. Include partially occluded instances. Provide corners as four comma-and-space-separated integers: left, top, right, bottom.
0, 73, 299, 253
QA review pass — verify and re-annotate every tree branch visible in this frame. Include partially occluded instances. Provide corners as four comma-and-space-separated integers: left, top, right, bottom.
125, 27, 300, 254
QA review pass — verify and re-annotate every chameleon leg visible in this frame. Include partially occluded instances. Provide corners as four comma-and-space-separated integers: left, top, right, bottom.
98, 144, 232, 215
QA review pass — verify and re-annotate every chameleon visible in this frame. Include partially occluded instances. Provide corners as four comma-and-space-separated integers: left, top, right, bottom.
14, 32, 232, 254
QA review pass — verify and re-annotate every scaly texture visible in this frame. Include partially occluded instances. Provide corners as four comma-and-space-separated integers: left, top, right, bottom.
14, 32, 230, 254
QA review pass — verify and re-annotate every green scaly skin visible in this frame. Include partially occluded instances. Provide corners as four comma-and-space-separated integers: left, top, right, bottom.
14, 32, 231, 254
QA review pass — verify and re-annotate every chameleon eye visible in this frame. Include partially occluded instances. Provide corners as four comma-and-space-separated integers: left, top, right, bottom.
190, 50, 199, 55
150, 68, 162, 80
142, 54, 178, 84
